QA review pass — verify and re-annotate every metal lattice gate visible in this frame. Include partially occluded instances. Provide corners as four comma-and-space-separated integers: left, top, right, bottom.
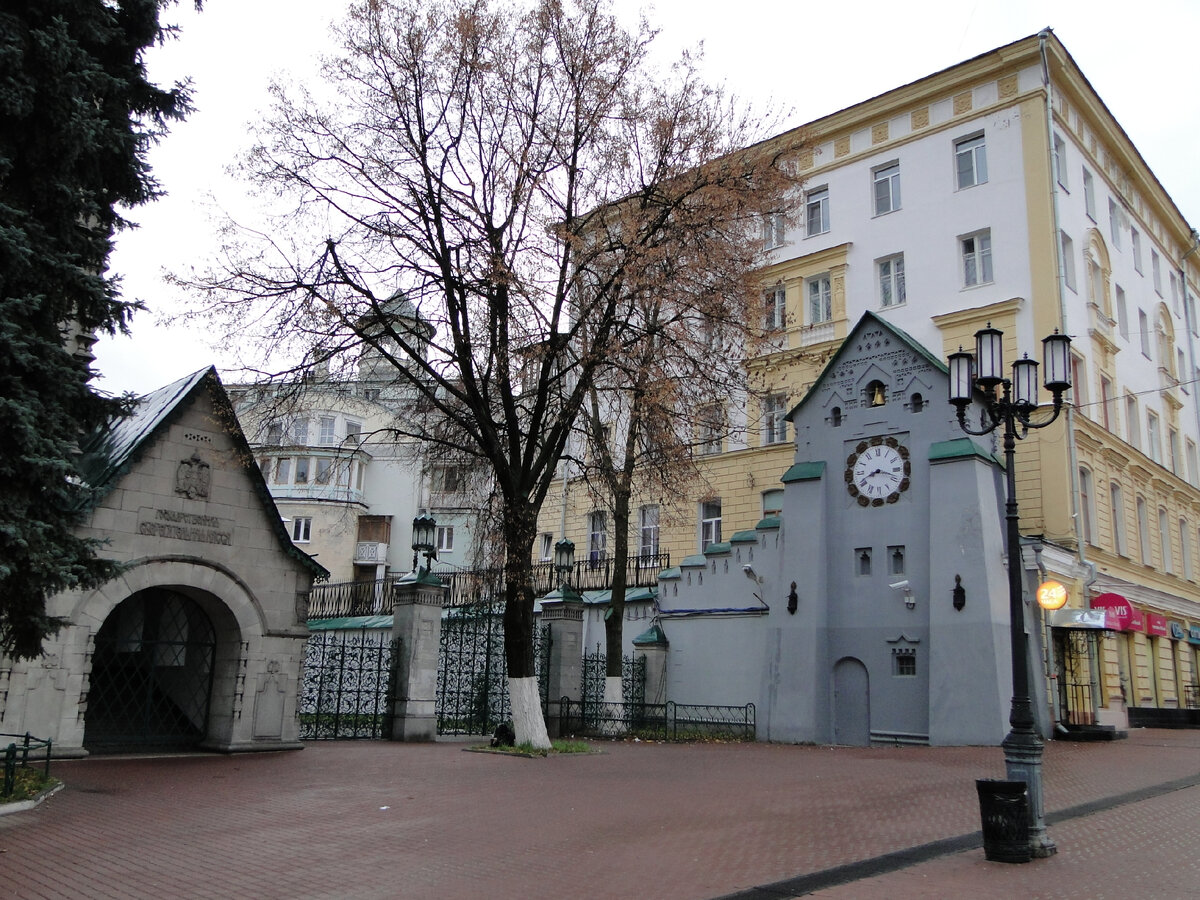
581, 652, 646, 705
84, 590, 216, 753
300, 629, 399, 740
436, 602, 551, 736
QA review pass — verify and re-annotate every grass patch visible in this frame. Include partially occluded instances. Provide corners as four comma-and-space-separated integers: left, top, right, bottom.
2, 768, 60, 804
470, 738, 594, 757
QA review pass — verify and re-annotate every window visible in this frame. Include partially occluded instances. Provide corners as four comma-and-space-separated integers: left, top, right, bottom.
954, 134, 987, 189
893, 650, 917, 677
538, 533, 553, 562
1152, 251, 1162, 295
266, 421, 284, 445
808, 274, 832, 324
257, 456, 270, 477
1099, 376, 1114, 431
639, 505, 660, 557
1179, 351, 1187, 391
764, 285, 786, 329
856, 548, 872, 576
1187, 439, 1198, 486
1053, 133, 1068, 189
1108, 199, 1122, 250
1115, 285, 1128, 339
318, 416, 336, 446
355, 461, 365, 490
961, 231, 993, 286
830, 406, 843, 427
1170, 272, 1181, 315
873, 163, 901, 215
587, 511, 607, 563
1070, 355, 1087, 410
315, 457, 333, 484
434, 466, 462, 493
1159, 508, 1172, 572
1147, 411, 1162, 463
1126, 396, 1140, 449
700, 500, 722, 551
1060, 232, 1076, 291
762, 212, 785, 250
1137, 497, 1150, 564
436, 525, 454, 553
275, 457, 291, 484
1139, 309, 1151, 358
1079, 467, 1094, 545
805, 188, 830, 235
1132, 228, 1143, 273
294, 457, 310, 484
910, 393, 924, 413
1110, 483, 1126, 556
344, 421, 362, 445
1082, 168, 1096, 219
291, 516, 312, 543
762, 490, 784, 518
888, 546, 906, 576
698, 404, 725, 455
1181, 519, 1193, 580
292, 417, 310, 444
878, 254, 906, 307
1169, 427, 1181, 475
762, 394, 788, 446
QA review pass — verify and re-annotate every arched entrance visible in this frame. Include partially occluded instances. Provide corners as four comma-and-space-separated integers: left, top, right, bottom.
832, 657, 870, 746
84, 589, 217, 753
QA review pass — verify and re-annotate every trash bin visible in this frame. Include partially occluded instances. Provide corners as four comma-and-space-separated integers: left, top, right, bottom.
975, 779, 1031, 863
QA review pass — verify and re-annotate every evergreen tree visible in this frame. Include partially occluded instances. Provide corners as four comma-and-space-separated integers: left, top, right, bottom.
0, 0, 191, 660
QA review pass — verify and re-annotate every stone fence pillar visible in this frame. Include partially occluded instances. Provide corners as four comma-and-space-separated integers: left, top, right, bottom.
389, 573, 447, 741
540, 592, 585, 738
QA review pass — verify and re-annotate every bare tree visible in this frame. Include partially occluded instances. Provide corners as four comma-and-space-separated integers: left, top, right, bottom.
181, 0, 798, 747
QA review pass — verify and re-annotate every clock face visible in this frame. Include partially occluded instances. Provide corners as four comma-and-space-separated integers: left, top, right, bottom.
845, 437, 911, 506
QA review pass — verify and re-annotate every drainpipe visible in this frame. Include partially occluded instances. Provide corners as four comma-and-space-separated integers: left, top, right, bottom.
1041, 30, 1099, 730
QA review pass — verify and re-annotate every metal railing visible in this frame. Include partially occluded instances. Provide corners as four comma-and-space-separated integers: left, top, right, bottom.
1185, 684, 1200, 710
307, 553, 670, 619
556, 699, 755, 742
2, 732, 52, 798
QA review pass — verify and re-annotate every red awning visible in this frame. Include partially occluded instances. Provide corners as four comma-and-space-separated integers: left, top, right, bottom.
1091, 593, 1144, 632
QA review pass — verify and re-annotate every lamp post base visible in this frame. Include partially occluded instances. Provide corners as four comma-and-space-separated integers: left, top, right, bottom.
1002, 729, 1057, 858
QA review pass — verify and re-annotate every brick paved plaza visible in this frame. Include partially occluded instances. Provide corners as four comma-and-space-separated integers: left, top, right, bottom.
1, 729, 1197, 899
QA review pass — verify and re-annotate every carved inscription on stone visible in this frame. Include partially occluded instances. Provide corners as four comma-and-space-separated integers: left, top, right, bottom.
137, 507, 234, 545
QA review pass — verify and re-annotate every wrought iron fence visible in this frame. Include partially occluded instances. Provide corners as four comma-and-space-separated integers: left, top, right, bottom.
436, 601, 552, 736
557, 700, 756, 742
299, 631, 398, 740
581, 651, 646, 706
1, 732, 52, 797
1185, 683, 1200, 710
307, 553, 671, 619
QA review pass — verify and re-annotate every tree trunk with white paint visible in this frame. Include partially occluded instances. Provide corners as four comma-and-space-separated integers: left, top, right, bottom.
509, 676, 550, 749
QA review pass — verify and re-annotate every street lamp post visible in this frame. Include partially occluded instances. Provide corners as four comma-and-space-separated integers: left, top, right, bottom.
553, 538, 580, 601
948, 323, 1072, 859
409, 513, 439, 582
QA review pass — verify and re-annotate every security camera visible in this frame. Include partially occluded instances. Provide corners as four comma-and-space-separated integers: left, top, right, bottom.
889, 580, 909, 591
743, 564, 762, 583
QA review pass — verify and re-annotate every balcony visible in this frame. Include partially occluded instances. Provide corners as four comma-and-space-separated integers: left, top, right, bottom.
800, 322, 835, 347
355, 542, 388, 564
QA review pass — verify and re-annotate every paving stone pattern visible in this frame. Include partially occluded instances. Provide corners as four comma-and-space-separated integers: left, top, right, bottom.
0, 729, 1197, 899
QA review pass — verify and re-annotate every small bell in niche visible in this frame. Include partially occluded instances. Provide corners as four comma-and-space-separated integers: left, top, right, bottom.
787, 582, 798, 615
952, 574, 966, 611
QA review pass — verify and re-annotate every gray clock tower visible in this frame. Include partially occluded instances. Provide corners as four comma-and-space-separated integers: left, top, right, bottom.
656, 312, 1024, 746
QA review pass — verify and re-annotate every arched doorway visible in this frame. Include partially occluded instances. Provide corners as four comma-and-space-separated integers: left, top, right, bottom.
84, 589, 217, 753
832, 657, 870, 746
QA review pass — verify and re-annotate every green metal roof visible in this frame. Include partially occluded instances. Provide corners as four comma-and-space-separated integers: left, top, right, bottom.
703, 541, 732, 556
929, 437, 998, 464
680, 555, 707, 568
781, 461, 826, 483
632, 622, 669, 647
755, 516, 782, 531
729, 530, 759, 544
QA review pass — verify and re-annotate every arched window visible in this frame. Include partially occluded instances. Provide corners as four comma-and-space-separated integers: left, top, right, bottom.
866, 380, 887, 407
831, 406, 843, 427
1078, 468, 1094, 545
1137, 497, 1151, 565
1159, 507, 1173, 573
1179, 518, 1193, 580
910, 392, 924, 413
1109, 483, 1126, 556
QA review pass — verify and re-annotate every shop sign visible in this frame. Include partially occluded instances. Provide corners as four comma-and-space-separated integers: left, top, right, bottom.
1091, 593, 1142, 632
1169, 621, 1186, 640
1145, 613, 1169, 637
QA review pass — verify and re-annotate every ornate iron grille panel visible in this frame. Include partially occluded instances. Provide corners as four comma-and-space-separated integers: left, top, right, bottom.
559, 700, 755, 741
436, 601, 552, 736
580, 652, 646, 706
1056, 630, 1096, 726
299, 630, 398, 740
84, 590, 216, 752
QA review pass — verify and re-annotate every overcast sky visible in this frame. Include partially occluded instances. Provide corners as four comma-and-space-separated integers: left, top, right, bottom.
96, 0, 1200, 395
